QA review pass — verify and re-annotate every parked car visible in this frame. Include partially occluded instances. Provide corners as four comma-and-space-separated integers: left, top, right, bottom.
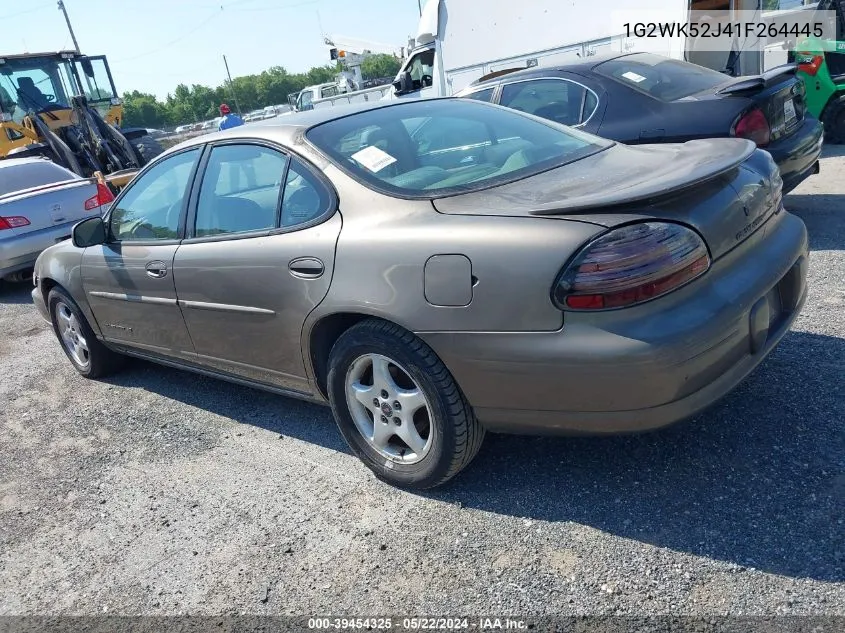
32, 99, 808, 488
458, 52, 824, 193
0, 157, 113, 283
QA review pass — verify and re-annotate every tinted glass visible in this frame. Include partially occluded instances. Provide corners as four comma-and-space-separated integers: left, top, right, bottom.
402, 49, 436, 90
462, 87, 495, 103
306, 99, 609, 197
195, 144, 287, 237
0, 160, 75, 196
110, 148, 200, 241
499, 79, 593, 126
594, 53, 730, 101
280, 159, 332, 227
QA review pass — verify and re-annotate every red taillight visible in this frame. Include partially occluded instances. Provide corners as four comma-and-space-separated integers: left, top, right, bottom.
796, 53, 824, 76
733, 108, 771, 147
553, 222, 711, 311
84, 182, 115, 211
0, 216, 31, 230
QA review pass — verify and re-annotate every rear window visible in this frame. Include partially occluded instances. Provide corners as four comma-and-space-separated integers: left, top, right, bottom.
0, 160, 76, 197
594, 53, 730, 102
305, 99, 610, 198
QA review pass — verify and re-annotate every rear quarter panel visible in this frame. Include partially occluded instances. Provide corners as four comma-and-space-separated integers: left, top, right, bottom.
305, 164, 604, 335
591, 75, 751, 143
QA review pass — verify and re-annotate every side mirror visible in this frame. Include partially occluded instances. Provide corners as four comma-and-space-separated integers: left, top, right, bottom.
72, 216, 106, 248
394, 71, 414, 95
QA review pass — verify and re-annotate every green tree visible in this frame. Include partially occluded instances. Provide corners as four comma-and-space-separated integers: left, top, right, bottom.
123, 90, 167, 128
121, 59, 358, 128
360, 54, 402, 80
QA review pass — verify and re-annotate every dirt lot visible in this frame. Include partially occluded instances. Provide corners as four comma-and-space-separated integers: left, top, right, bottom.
0, 148, 843, 619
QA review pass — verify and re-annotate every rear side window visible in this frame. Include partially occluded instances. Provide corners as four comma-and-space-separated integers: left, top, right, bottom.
280, 159, 332, 228
462, 87, 495, 103
0, 160, 76, 196
594, 53, 729, 102
499, 79, 596, 126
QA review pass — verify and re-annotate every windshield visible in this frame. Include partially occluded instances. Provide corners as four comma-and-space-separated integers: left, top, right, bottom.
0, 57, 76, 122
594, 53, 730, 102
305, 99, 610, 198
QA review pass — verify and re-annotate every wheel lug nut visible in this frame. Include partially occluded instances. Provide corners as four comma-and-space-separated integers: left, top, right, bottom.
393, 417, 401, 426
380, 415, 388, 423
380, 390, 388, 398
373, 398, 379, 407
393, 401, 401, 410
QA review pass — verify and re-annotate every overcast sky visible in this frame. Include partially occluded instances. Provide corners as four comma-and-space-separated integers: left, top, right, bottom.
4, 0, 422, 100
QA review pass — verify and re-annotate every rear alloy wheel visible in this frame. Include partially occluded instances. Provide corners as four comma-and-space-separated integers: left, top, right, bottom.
48, 287, 124, 379
327, 319, 484, 489
822, 94, 845, 145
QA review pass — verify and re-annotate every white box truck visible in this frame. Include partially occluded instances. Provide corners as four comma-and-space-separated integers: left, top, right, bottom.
385, 0, 819, 101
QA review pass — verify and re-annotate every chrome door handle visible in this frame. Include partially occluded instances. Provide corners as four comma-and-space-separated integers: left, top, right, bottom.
145, 260, 168, 278
288, 257, 324, 279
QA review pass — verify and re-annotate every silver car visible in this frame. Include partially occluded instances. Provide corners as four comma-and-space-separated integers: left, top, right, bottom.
1, 157, 112, 282
31, 99, 808, 488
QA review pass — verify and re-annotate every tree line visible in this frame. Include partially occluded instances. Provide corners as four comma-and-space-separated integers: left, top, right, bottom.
123, 54, 403, 129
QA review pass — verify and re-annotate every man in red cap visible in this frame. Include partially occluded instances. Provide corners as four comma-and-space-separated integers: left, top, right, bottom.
217, 103, 244, 130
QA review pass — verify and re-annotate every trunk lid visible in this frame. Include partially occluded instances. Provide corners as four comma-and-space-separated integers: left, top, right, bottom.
717, 65, 806, 143
432, 138, 782, 260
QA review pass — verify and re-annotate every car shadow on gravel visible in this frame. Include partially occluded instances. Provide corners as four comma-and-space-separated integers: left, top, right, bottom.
0, 282, 34, 304
432, 329, 845, 583
100, 361, 351, 454
786, 193, 845, 251
821, 145, 845, 159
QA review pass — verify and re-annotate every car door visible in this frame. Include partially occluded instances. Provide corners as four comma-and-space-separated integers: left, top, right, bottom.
173, 142, 341, 393
81, 147, 202, 356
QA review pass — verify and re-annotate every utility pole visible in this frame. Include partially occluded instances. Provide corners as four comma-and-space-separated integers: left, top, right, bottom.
418, 0, 422, 16
222, 55, 242, 115
57, 1, 81, 54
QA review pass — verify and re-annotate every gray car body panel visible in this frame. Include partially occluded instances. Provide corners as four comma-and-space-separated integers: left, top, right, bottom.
31, 100, 809, 434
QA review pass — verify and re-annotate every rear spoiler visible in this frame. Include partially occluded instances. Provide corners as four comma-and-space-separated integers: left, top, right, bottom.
716, 63, 798, 95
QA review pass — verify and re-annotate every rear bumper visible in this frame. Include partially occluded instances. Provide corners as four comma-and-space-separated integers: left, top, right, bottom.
0, 223, 75, 278
768, 116, 824, 194
418, 211, 809, 435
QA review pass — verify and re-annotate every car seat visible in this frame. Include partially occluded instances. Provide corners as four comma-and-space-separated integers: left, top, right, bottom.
199, 196, 273, 235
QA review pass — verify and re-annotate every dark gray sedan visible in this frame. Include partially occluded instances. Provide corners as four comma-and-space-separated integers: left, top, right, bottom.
31, 99, 808, 488
458, 52, 823, 194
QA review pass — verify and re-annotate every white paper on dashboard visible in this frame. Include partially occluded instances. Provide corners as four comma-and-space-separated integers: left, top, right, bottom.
351, 145, 398, 173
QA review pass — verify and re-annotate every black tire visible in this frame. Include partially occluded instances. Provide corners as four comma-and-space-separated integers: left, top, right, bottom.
47, 287, 124, 379
130, 134, 165, 165
327, 319, 484, 489
822, 94, 845, 145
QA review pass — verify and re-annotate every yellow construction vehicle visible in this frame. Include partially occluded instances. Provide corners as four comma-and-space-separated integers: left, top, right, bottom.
1, 51, 163, 189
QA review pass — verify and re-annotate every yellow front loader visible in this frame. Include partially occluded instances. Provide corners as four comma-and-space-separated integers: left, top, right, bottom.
1, 51, 163, 189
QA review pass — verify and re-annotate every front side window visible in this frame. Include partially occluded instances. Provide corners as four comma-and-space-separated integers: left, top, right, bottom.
594, 53, 730, 102
298, 90, 314, 111
403, 49, 435, 89
499, 79, 595, 127
195, 144, 288, 237
306, 99, 610, 198
109, 148, 201, 241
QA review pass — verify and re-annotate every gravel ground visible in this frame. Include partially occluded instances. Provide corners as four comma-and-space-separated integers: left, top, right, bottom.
0, 148, 843, 620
